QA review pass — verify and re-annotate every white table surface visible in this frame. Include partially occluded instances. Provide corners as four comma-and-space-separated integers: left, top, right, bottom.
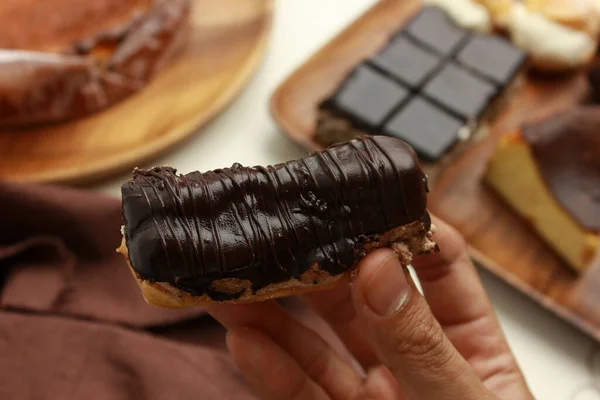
93, 1, 600, 398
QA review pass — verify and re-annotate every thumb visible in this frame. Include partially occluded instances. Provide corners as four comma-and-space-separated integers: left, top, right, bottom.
351, 249, 495, 400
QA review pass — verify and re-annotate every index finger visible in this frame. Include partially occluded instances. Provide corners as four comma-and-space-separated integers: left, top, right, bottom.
415, 216, 531, 397
412, 215, 495, 327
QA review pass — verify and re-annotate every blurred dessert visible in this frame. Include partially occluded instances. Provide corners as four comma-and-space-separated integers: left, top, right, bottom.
315, 7, 527, 167
474, 0, 515, 29
507, 3, 597, 72
424, 0, 492, 32
525, 0, 599, 37
485, 107, 600, 272
0, 0, 190, 127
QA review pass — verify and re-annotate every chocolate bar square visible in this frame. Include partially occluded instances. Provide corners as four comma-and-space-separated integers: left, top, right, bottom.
404, 7, 468, 56
423, 63, 497, 120
321, 65, 409, 131
370, 35, 443, 89
456, 35, 527, 86
384, 97, 464, 161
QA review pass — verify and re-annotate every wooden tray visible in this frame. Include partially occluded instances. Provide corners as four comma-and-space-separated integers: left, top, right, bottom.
269, 0, 600, 342
0, 0, 272, 185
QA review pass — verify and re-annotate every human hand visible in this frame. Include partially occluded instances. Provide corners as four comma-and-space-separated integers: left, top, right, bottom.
205, 216, 534, 399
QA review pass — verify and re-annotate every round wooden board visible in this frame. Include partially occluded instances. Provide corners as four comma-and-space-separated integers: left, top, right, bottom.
0, 0, 273, 185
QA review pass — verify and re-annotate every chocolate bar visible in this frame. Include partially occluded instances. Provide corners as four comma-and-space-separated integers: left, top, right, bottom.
404, 6, 467, 56
369, 35, 441, 89
320, 65, 409, 133
384, 96, 465, 162
455, 35, 526, 87
422, 62, 497, 120
315, 6, 527, 164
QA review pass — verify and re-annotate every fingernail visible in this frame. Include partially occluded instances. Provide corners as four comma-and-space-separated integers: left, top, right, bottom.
363, 255, 410, 316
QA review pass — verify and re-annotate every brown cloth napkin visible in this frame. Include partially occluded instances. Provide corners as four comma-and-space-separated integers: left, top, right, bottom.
0, 181, 346, 400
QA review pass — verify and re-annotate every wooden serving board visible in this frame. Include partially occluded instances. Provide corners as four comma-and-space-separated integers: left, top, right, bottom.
0, 0, 273, 185
270, 0, 600, 342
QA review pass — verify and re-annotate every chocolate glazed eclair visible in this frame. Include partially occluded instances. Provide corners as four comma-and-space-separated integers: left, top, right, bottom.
118, 136, 438, 308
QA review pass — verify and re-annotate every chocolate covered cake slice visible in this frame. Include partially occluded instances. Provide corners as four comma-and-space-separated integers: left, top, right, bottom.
315, 6, 527, 167
485, 107, 600, 272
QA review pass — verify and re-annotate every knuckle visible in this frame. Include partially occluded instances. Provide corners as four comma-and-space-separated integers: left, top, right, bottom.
387, 304, 453, 368
303, 348, 332, 383
451, 226, 468, 250
287, 377, 310, 400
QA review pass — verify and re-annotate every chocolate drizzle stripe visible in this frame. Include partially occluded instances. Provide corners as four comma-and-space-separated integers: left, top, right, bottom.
146, 175, 189, 275
225, 168, 258, 267
282, 163, 304, 245
355, 138, 393, 226
163, 176, 201, 277
223, 170, 260, 267
257, 165, 298, 266
221, 168, 285, 273
137, 178, 175, 278
316, 152, 346, 231
121, 136, 430, 299
320, 150, 353, 265
300, 158, 335, 263
373, 138, 410, 218
253, 169, 281, 273
201, 171, 225, 276
182, 177, 207, 276
330, 150, 358, 235
347, 142, 371, 234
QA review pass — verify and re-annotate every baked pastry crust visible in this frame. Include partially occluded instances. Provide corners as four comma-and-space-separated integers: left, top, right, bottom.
0, 0, 190, 127
118, 222, 437, 307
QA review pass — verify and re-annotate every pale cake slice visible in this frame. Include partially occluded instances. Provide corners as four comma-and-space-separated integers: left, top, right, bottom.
485, 109, 600, 272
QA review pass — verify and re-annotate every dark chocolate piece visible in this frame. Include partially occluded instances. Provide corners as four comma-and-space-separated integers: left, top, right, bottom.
404, 6, 468, 56
121, 136, 430, 299
456, 35, 527, 87
423, 62, 497, 120
369, 35, 443, 88
522, 107, 600, 232
384, 97, 464, 162
320, 65, 409, 132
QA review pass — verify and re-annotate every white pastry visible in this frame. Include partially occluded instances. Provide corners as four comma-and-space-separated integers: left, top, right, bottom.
508, 4, 597, 71
424, 0, 493, 33
474, 0, 515, 29
525, 0, 599, 36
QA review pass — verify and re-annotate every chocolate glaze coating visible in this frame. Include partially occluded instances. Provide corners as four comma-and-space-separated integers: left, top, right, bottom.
122, 136, 430, 299
522, 107, 600, 232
